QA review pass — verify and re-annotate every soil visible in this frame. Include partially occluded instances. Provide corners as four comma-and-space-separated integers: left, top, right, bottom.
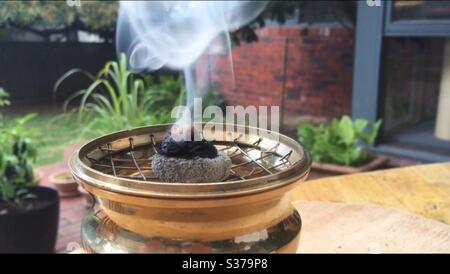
53, 173, 72, 181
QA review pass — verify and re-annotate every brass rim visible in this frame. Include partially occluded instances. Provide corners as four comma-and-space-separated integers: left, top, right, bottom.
70, 123, 311, 199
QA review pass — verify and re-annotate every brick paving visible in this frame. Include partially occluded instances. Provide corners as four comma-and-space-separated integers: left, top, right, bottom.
36, 143, 86, 253
37, 163, 86, 253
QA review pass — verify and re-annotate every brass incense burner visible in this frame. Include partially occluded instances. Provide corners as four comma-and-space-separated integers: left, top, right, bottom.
69, 124, 311, 253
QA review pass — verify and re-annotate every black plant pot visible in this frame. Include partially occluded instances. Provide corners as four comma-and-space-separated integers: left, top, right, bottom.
0, 186, 59, 253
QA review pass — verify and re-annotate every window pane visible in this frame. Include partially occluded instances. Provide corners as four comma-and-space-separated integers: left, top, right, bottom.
381, 37, 450, 155
392, 0, 450, 21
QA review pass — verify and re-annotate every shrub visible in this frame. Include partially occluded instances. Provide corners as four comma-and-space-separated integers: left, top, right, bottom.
0, 90, 38, 206
297, 115, 382, 166
54, 54, 184, 136
0, 88, 10, 107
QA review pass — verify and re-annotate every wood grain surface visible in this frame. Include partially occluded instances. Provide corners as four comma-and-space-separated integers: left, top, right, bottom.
294, 201, 450, 253
291, 163, 450, 224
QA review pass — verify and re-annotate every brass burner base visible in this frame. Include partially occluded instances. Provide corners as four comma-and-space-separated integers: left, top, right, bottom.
71, 124, 311, 254
81, 209, 301, 253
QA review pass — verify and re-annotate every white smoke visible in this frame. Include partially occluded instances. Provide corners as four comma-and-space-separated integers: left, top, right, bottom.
116, 1, 268, 140
116, 1, 268, 71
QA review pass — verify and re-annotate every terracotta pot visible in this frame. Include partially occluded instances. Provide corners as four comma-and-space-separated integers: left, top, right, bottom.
312, 155, 388, 175
49, 171, 80, 198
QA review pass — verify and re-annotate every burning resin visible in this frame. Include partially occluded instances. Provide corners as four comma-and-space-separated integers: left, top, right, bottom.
152, 127, 231, 183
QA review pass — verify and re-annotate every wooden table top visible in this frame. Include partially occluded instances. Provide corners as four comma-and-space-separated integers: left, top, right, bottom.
290, 163, 450, 253
293, 201, 450, 253
291, 162, 450, 224
71, 163, 450, 253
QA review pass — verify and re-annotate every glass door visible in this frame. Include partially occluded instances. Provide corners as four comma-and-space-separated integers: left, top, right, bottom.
381, 37, 450, 155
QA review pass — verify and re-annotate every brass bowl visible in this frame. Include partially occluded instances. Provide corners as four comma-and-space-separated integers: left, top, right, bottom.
70, 123, 311, 253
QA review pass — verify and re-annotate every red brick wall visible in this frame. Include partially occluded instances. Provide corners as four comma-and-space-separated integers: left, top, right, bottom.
202, 25, 355, 120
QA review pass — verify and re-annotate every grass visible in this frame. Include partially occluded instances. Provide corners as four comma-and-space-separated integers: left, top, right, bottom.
4, 107, 96, 167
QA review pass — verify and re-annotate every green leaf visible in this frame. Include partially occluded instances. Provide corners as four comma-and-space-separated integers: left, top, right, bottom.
0, 87, 10, 107
354, 119, 369, 134
367, 119, 382, 146
297, 123, 317, 149
338, 115, 354, 146
55, 54, 184, 137
53, 68, 95, 95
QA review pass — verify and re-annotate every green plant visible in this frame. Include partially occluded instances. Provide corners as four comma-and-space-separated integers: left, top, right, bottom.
0, 96, 38, 206
54, 53, 183, 136
203, 89, 225, 110
0, 1, 118, 41
298, 115, 382, 166
0, 88, 10, 107
144, 75, 185, 123
0, 1, 355, 44
0, 88, 10, 122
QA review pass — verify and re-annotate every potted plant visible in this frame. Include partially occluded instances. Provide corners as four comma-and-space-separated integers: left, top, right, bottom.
49, 170, 80, 198
297, 115, 387, 174
0, 91, 59, 253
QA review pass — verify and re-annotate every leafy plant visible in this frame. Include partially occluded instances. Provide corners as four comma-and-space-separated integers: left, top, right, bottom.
144, 75, 185, 123
203, 89, 225, 111
0, 88, 10, 121
0, 1, 355, 44
0, 1, 118, 41
54, 53, 183, 136
0, 88, 10, 107
298, 115, 382, 166
0, 90, 38, 207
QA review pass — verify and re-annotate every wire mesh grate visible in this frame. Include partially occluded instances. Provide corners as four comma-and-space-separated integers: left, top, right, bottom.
85, 134, 294, 182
